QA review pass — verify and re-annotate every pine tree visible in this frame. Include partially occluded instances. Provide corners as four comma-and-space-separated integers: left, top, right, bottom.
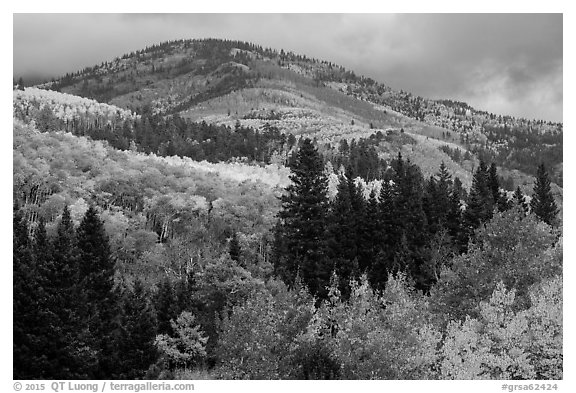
30, 219, 62, 378
394, 157, 428, 287
228, 232, 241, 264
395, 157, 427, 246
357, 189, 379, 275
530, 163, 559, 226
453, 176, 467, 202
45, 206, 94, 378
54, 208, 83, 345
76, 206, 118, 378
446, 184, 463, 250
488, 163, 501, 205
13, 203, 44, 379
325, 174, 358, 297
116, 280, 158, 379
423, 176, 440, 235
155, 277, 178, 335
369, 180, 397, 290
436, 161, 452, 221
462, 161, 493, 244
275, 138, 330, 297
488, 162, 510, 211
514, 186, 529, 215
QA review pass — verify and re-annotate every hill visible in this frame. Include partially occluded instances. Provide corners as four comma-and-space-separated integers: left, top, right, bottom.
38, 38, 561, 188
13, 37, 563, 381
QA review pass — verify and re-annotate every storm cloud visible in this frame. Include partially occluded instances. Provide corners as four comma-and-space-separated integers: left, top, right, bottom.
13, 13, 563, 122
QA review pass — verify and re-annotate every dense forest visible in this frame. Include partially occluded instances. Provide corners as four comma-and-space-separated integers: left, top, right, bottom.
14, 125, 562, 379
13, 37, 562, 380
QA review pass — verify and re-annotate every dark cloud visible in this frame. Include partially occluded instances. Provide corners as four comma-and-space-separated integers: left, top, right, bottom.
13, 13, 562, 122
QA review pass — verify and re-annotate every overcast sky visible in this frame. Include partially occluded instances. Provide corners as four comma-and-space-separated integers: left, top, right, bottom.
13, 13, 563, 122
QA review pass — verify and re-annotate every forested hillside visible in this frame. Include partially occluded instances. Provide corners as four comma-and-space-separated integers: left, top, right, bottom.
13, 37, 562, 381
39, 38, 562, 185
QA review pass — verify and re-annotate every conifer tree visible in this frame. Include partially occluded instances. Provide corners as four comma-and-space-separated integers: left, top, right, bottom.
325, 174, 358, 297
13, 204, 43, 379
76, 206, 118, 378
275, 138, 330, 297
395, 156, 427, 247
33, 218, 52, 273
423, 176, 440, 235
446, 185, 463, 249
488, 162, 510, 211
488, 163, 501, 205
435, 161, 452, 223
453, 176, 467, 202
514, 186, 529, 215
462, 161, 493, 244
369, 180, 397, 290
173, 270, 197, 317
228, 232, 241, 264
155, 277, 179, 335
43, 206, 95, 378
357, 189, 379, 275
116, 280, 158, 379
530, 163, 559, 226
393, 157, 428, 287
30, 219, 62, 378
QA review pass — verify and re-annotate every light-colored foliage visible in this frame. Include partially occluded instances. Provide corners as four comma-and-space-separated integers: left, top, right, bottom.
215, 280, 315, 379
14, 87, 137, 126
439, 277, 562, 380
293, 274, 441, 380
155, 312, 208, 370
431, 208, 560, 320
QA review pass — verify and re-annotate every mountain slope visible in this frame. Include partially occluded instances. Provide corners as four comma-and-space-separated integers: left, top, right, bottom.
38, 38, 562, 188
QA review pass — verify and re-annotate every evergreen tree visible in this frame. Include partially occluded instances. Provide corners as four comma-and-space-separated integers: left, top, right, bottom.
76, 206, 118, 378
514, 186, 529, 215
393, 156, 428, 287
488, 162, 501, 205
436, 161, 452, 221
453, 176, 467, 202
13, 203, 44, 379
423, 176, 440, 235
45, 206, 95, 378
325, 174, 358, 297
369, 180, 397, 290
275, 138, 330, 297
116, 280, 158, 379
488, 162, 509, 211
30, 219, 62, 378
173, 271, 197, 317
446, 184, 463, 250
155, 277, 178, 335
228, 232, 241, 264
33, 218, 52, 270
530, 163, 559, 226
462, 161, 493, 245
357, 189, 379, 275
